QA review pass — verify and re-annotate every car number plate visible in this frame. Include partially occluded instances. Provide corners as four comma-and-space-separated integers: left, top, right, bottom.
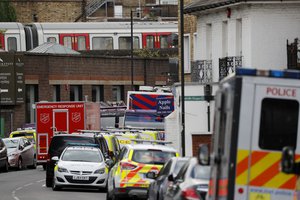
73, 176, 89, 180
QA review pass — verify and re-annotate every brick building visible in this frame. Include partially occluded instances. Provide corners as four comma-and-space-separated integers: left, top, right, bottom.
10, 0, 178, 23
0, 49, 176, 137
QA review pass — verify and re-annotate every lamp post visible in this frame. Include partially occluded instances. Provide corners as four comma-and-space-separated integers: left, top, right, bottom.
130, 10, 134, 91
180, 0, 185, 156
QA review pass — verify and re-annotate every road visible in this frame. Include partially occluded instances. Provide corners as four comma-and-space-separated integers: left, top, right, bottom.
0, 166, 107, 200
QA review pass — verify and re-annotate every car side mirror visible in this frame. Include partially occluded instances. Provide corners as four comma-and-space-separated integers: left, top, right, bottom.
105, 159, 114, 168
281, 146, 295, 174
19, 145, 24, 150
146, 171, 157, 179
198, 144, 210, 166
167, 174, 174, 182
51, 156, 59, 162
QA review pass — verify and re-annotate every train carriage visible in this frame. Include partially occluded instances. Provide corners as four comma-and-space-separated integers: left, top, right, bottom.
0, 21, 178, 52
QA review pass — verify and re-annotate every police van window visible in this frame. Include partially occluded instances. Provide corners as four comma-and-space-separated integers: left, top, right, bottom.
7, 37, 17, 51
259, 98, 299, 150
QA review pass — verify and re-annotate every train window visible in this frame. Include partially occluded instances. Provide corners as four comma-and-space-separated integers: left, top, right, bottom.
78, 36, 86, 50
47, 37, 57, 43
7, 37, 17, 51
63, 36, 72, 49
160, 35, 169, 48
118, 37, 139, 50
92, 37, 113, 50
146, 36, 154, 49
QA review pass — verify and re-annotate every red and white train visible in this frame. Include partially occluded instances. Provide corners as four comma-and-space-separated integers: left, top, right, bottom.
0, 21, 178, 52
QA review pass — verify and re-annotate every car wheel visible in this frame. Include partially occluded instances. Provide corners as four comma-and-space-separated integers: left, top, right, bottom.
28, 156, 37, 169
17, 158, 23, 170
3, 160, 9, 172
52, 177, 61, 191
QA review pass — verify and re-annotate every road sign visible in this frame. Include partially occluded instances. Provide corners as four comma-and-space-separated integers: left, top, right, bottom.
156, 97, 174, 115
15, 55, 25, 104
0, 53, 25, 105
0, 54, 15, 104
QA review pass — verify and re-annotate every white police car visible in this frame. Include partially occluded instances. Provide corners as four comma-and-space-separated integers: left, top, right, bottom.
51, 145, 108, 191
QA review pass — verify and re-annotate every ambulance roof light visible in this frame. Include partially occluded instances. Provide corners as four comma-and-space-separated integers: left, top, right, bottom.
236, 68, 300, 79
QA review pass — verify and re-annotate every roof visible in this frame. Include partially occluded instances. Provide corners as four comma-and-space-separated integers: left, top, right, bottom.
28, 42, 80, 55
184, 0, 300, 14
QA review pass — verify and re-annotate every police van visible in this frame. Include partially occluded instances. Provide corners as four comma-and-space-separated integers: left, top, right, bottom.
198, 68, 300, 200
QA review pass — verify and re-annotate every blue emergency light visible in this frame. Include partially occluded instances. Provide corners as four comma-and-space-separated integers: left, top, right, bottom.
235, 68, 300, 79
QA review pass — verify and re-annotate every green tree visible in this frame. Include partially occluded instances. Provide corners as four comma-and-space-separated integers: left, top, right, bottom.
0, 1, 16, 22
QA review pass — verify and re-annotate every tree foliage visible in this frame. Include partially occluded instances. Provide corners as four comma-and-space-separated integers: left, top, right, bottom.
0, 1, 16, 22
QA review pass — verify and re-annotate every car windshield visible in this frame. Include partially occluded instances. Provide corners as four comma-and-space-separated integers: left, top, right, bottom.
3, 139, 19, 148
11, 133, 35, 144
132, 149, 175, 165
174, 160, 189, 175
49, 136, 96, 156
191, 165, 210, 180
61, 149, 103, 162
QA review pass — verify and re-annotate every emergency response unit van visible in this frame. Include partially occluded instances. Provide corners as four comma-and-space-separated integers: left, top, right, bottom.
35, 101, 100, 168
198, 68, 300, 200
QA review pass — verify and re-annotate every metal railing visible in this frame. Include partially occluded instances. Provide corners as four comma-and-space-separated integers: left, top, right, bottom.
219, 56, 242, 80
85, 0, 108, 17
191, 60, 212, 83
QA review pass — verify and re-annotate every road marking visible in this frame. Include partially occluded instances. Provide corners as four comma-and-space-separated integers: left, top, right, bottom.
24, 183, 33, 187
12, 179, 45, 200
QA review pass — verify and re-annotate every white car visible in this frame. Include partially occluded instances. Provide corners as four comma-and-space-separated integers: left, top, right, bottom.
52, 145, 108, 191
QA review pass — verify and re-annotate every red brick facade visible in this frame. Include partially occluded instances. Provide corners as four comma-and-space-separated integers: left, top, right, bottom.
191, 134, 212, 156
0, 52, 172, 136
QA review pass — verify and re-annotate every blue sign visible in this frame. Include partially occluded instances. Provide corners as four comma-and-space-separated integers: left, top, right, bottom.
156, 97, 174, 115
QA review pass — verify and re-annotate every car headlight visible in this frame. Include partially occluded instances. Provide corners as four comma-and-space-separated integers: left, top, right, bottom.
58, 166, 68, 173
94, 168, 105, 174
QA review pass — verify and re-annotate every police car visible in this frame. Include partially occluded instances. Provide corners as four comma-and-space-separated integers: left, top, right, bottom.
106, 140, 179, 200
51, 145, 108, 191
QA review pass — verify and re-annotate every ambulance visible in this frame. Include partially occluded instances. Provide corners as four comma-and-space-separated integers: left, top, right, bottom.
198, 68, 300, 200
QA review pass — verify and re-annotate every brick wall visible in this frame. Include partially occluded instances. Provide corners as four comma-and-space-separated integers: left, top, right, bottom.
24, 53, 171, 102
191, 134, 212, 156
11, 0, 83, 22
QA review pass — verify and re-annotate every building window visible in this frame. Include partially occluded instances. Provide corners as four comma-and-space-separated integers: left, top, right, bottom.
236, 19, 242, 56
206, 24, 212, 59
7, 37, 17, 51
92, 85, 104, 102
112, 85, 124, 101
53, 85, 60, 101
70, 85, 82, 101
259, 98, 298, 151
92, 37, 113, 50
25, 85, 39, 123
222, 21, 228, 57
184, 34, 190, 73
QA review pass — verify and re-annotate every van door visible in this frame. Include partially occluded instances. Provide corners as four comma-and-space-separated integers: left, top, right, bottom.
248, 83, 300, 200
209, 81, 236, 200
53, 109, 69, 134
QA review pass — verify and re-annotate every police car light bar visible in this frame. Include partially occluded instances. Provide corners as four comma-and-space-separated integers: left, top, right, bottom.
67, 143, 100, 147
235, 68, 300, 79
131, 139, 172, 145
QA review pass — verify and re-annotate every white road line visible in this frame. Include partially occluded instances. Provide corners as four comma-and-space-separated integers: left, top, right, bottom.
24, 183, 33, 187
12, 179, 45, 200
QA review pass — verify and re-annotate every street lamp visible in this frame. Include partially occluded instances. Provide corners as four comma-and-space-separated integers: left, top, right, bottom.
131, 10, 134, 91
